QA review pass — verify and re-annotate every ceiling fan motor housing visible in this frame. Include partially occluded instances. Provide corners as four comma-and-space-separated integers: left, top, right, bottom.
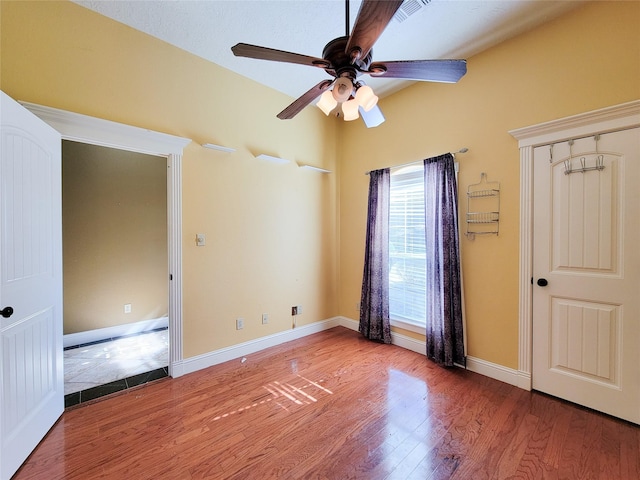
322, 36, 373, 80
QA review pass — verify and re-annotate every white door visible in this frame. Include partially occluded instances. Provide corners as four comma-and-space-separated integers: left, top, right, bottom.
532, 127, 640, 424
0, 91, 63, 479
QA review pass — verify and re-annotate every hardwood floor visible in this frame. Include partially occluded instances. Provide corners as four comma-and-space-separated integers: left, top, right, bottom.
14, 327, 639, 479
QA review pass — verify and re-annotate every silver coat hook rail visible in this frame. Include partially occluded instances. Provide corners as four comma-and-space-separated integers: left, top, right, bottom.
564, 154, 605, 175
550, 135, 607, 174
563, 135, 606, 175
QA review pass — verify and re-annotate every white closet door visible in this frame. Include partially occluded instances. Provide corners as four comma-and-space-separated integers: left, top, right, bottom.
532, 127, 640, 424
0, 91, 63, 479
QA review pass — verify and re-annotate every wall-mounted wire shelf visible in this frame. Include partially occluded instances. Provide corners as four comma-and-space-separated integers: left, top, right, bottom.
467, 212, 499, 223
467, 189, 500, 198
466, 173, 500, 239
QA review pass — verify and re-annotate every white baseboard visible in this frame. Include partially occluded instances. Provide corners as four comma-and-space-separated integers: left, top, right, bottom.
339, 316, 359, 332
341, 316, 530, 390
466, 356, 531, 390
173, 317, 342, 377
63, 316, 169, 348
339, 316, 427, 355
172, 315, 531, 391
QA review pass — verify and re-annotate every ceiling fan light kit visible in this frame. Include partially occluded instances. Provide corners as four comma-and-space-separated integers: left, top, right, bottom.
316, 77, 379, 121
315, 78, 378, 121
231, 0, 466, 127
332, 77, 353, 102
342, 98, 360, 121
317, 90, 338, 115
355, 85, 378, 112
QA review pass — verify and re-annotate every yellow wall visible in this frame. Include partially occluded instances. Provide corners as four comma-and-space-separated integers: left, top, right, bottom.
338, 1, 640, 368
1, 0, 339, 358
62, 141, 168, 334
1, 1, 639, 369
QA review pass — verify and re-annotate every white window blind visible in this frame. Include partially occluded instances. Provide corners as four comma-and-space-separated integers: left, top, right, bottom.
389, 165, 426, 326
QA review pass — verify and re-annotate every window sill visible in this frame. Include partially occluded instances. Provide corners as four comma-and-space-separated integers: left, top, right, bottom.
390, 318, 426, 335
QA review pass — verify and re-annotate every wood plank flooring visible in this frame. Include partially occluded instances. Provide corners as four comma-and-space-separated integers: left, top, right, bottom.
13, 327, 639, 479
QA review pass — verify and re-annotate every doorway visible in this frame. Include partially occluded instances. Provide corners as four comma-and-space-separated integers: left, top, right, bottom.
62, 141, 169, 404
18, 99, 190, 395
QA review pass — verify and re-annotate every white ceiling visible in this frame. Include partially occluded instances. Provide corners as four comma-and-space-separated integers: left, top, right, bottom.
73, 0, 582, 100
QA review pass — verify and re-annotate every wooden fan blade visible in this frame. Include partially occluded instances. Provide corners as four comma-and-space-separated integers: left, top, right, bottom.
231, 43, 331, 69
345, 0, 404, 62
277, 80, 334, 120
368, 59, 467, 83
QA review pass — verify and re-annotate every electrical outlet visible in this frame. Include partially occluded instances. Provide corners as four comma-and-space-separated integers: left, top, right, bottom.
124, 304, 132, 314
291, 306, 298, 316
236, 317, 244, 330
262, 313, 269, 325
296, 305, 303, 314
196, 233, 206, 246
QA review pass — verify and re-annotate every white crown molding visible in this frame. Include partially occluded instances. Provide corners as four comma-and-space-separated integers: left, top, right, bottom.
20, 101, 191, 155
509, 99, 640, 147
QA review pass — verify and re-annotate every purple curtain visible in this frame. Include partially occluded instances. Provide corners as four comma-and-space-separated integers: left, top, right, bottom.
359, 168, 392, 344
424, 154, 465, 366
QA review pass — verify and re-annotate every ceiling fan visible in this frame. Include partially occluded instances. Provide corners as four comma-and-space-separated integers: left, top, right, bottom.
231, 0, 467, 127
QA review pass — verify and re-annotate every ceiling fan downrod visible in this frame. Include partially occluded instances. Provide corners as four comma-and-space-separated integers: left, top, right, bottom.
345, 0, 350, 37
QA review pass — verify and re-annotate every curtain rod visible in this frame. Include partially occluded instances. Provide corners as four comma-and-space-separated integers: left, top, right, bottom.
364, 148, 468, 175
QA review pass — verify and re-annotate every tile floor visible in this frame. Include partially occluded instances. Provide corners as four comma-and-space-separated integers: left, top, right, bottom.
64, 328, 169, 407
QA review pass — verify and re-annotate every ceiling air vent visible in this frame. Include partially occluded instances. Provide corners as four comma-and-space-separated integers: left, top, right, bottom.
393, 0, 432, 23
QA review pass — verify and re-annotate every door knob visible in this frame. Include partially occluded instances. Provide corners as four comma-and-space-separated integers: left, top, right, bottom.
537, 278, 548, 287
1, 306, 14, 318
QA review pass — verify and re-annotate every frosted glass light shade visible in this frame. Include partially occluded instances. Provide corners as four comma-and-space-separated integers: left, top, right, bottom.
342, 99, 360, 121
332, 77, 353, 102
355, 85, 378, 112
316, 90, 337, 115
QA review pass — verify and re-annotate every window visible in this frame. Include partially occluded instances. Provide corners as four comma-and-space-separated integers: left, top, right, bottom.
389, 165, 426, 328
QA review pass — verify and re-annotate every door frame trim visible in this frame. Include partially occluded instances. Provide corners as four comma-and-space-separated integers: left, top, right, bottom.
509, 99, 640, 390
20, 101, 191, 378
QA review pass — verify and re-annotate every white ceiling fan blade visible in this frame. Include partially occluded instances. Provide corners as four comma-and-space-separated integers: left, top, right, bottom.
359, 104, 385, 128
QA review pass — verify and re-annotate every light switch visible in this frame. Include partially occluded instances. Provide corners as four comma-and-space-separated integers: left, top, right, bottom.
196, 233, 206, 246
